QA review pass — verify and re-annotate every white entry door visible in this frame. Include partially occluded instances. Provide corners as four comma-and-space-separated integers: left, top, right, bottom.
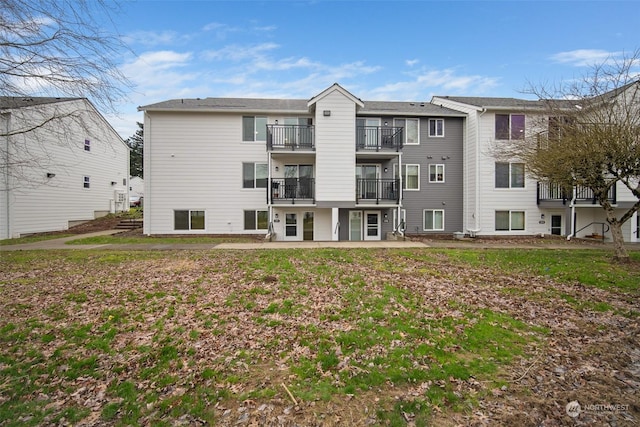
284, 213, 298, 240
364, 211, 381, 240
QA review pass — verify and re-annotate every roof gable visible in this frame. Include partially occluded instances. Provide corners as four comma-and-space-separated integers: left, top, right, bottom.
307, 83, 364, 108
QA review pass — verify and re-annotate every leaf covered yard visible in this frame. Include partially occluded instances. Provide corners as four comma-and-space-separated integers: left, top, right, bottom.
1, 248, 639, 426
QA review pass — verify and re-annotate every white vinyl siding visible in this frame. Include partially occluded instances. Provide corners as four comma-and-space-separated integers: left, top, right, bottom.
314, 89, 357, 202
1, 99, 129, 239
144, 112, 268, 235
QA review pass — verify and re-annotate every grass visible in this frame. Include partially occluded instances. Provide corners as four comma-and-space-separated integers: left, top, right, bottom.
0, 233, 74, 245
66, 235, 260, 245
0, 247, 637, 426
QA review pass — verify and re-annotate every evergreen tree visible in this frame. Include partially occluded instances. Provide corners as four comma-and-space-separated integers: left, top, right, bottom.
126, 122, 143, 178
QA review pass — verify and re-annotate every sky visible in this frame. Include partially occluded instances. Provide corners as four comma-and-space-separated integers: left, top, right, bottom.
107, 0, 640, 138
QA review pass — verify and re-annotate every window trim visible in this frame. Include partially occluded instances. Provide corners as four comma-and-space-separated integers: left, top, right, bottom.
394, 163, 420, 191
423, 209, 445, 231
244, 210, 268, 230
495, 114, 525, 140
242, 116, 267, 142
495, 162, 525, 189
495, 210, 525, 231
242, 162, 268, 189
83, 176, 90, 189
428, 118, 445, 138
428, 164, 445, 183
174, 209, 206, 231
394, 118, 420, 145
84, 139, 91, 152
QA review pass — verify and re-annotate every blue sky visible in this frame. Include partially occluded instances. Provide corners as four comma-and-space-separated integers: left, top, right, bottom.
110, 0, 640, 138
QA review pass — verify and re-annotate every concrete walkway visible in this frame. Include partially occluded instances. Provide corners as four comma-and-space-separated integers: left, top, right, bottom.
2, 230, 638, 251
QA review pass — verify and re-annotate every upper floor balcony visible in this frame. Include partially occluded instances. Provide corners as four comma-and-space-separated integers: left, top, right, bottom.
356, 126, 403, 152
537, 182, 617, 206
266, 124, 315, 151
356, 178, 400, 204
270, 178, 315, 204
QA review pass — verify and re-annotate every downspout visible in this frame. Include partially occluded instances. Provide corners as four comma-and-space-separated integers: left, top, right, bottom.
567, 186, 577, 240
468, 108, 486, 236
2, 112, 10, 238
144, 112, 151, 236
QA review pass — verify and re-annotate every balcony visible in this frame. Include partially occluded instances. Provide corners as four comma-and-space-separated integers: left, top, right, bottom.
356, 127, 403, 152
356, 178, 400, 204
266, 125, 315, 151
537, 182, 617, 205
270, 178, 315, 204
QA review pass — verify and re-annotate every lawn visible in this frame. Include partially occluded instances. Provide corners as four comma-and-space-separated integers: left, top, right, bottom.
1, 248, 638, 426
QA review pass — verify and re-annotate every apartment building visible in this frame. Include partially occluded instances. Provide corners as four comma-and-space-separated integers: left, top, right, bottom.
139, 84, 466, 240
432, 89, 639, 243
1, 97, 129, 239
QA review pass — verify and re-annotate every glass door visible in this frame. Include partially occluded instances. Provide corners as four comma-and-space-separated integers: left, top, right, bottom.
356, 164, 380, 199
364, 211, 381, 240
285, 213, 298, 240
551, 215, 562, 235
303, 212, 314, 241
356, 118, 381, 148
349, 211, 362, 241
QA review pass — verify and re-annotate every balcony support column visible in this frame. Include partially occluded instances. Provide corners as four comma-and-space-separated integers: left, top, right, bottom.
331, 207, 340, 241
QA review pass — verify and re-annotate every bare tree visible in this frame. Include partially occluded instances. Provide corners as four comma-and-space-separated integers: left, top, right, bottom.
496, 50, 640, 260
0, 0, 130, 113
1, 0, 131, 188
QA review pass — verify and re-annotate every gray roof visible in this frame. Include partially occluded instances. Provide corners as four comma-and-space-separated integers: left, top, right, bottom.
0, 96, 83, 109
432, 96, 547, 109
139, 97, 463, 116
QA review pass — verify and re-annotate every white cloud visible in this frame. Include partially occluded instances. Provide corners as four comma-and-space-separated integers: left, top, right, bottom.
365, 68, 499, 100
202, 43, 280, 61
123, 30, 189, 47
406, 59, 419, 67
550, 49, 621, 67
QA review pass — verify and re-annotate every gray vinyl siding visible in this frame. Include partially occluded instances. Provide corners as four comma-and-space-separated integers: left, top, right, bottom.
401, 116, 464, 234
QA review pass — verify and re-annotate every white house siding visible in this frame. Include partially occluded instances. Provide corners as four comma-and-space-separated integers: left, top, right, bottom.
314, 91, 357, 202
143, 111, 268, 235
1, 99, 128, 239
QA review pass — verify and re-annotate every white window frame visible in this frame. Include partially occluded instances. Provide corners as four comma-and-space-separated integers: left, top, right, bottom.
242, 162, 268, 189
83, 176, 90, 189
495, 162, 525, 189
428, 164, 445, 183
423, 209, 445, 231
428, 118, 444, 137
394, 118, 420, 145
394, 164, 420, 191
495, 210, 525, 231
174, 210, 206, 231
495, 114, 525, 140
243, 210, 268, 230
242, 116, 267, 142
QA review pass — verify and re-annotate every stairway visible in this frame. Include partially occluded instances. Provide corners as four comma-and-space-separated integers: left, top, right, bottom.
115, 218, 143, 230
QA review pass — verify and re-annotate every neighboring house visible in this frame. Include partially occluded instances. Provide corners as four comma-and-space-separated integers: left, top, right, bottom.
432, 88, 640, 243
129, 176, 144, 197
0, 97, 129, 239
138, 83, 466, 240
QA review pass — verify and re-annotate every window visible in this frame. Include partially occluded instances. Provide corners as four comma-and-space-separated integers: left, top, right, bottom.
394, 164, 420, 190
242, 162, 268, 188
495, 162, 525, 188
495, 114, 525, 140
548, 116, 574, 141
429, 164, 445, 183
495, 211, 525, 231
242, 116, 267, 141
428, 119, 444, 137
424, 210, 444, 231
83, 176, 90, 188
394, 118, 419, 145
174, 210, 205, 230
244, 210, 268, 230
84, 139, 91, 151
